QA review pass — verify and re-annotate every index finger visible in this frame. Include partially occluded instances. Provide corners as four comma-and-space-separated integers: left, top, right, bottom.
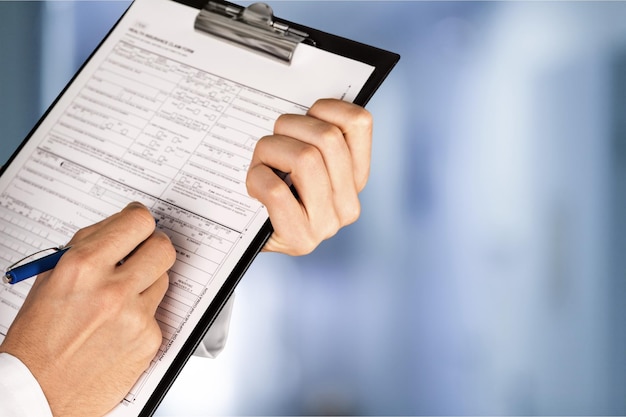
66, 202, 157, 268
306, 99, 373, 191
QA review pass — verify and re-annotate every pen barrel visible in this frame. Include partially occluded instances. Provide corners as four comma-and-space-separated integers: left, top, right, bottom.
4, 248, 69, 285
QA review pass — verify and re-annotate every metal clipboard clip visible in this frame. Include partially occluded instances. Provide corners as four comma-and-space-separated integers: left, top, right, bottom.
194, 1, 311, 64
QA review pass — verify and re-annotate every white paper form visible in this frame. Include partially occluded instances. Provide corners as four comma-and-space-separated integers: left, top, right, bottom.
0, 0, 374, 414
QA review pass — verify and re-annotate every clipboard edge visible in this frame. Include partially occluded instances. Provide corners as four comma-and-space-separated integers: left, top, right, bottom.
140, 219, 274, 416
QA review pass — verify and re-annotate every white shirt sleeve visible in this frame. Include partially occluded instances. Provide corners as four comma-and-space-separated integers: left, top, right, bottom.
0, 298, 233, 417
0, 352, 53, 417
0, 309, 228, 417
193, 294, 234, 358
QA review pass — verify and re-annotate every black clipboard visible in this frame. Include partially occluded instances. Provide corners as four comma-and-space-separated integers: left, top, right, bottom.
145, 2, 398, 415
0, 1, 398, 415
141, 2, 398, 416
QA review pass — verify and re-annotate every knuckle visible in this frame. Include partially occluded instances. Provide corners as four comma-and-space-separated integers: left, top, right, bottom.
156, 272, 171, 296
294, 145, 323, 173
146, 325, 164, 354
152, 232, 176, 265
273, 114, 289, 130
252, 135, 271, 154
310, 99, 373, 130
118, 300, 147, 330
59, 245, 100, 273
245, 165, 262, 198
297, 225, 334, 256
265, 179, 290, 202
351, 106, 373, 131
340, 199, 361, 226
355, 173, 370, 193
123, 269, 147, 291
69, 226, 91, 244
142, 320, 164, 357
246, 165, 292, 206
321, 215, 341, 240
316, 124, 345, 149
120, 315, 163, 359
293, 237, 317, 256
273, 227, 315, 256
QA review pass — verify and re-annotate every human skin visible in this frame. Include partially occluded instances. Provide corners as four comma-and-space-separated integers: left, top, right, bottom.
0, 98, 373, 416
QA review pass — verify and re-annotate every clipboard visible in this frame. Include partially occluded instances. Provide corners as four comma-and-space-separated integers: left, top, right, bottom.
0, 0, 399, 415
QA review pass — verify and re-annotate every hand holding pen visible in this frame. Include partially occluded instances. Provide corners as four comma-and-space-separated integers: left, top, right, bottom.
0, 202, 176, 417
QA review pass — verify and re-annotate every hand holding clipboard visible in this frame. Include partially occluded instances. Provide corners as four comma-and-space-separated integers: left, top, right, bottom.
0, 1, 399, 416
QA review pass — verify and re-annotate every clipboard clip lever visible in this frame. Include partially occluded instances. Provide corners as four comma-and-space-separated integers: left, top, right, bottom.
195, 1, 311, 64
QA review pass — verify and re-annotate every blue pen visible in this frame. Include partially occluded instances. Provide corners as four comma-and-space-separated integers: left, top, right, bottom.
3, 246, 71, 285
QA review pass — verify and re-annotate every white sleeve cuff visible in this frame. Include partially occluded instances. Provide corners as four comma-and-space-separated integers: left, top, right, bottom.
194, 294, 234, 358
0, 352, 53, 417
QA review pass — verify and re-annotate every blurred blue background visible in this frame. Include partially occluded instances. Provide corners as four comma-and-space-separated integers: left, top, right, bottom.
1, 1, 625, 415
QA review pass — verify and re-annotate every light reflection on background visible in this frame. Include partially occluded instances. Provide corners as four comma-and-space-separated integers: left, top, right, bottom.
0, 1, 625, 415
